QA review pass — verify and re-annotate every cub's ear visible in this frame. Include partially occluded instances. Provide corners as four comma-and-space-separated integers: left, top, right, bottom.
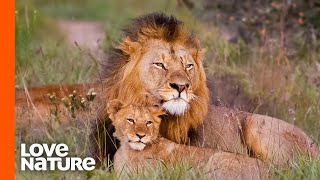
107, 99, 124, 120
149, 106, 167, 121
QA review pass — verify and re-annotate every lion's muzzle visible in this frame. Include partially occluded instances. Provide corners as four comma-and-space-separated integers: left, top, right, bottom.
160, 72, 192, 115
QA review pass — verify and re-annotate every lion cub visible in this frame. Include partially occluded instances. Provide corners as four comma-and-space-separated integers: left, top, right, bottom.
108, 99, 267, 179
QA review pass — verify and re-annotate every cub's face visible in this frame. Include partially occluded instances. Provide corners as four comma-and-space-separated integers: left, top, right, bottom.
139, 40, 202, 116
107, 100, 164, 151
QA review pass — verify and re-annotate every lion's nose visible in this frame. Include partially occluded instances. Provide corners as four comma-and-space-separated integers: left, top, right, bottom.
170, 83, 189, 93
136, 133, 146, 139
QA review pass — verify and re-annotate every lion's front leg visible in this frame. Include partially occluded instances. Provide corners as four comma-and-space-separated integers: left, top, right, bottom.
243, 114, 319, 167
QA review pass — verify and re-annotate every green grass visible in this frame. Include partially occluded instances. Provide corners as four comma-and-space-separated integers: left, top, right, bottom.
15, 2, 98, 87
15, 0, 320, 179
270, 158, 320, 179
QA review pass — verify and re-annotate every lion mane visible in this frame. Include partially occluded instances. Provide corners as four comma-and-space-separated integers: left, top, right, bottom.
91, 13, 209, 164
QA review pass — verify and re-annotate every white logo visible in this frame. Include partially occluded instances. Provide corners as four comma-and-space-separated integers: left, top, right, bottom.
20, 143, 95, 171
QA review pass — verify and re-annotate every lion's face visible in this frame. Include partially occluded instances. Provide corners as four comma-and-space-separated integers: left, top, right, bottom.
107, 99, 164, 151
139, 40, 201, 115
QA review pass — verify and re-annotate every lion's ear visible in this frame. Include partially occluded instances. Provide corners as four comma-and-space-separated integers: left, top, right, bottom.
107, 99, 124, 120
118, 37, 141, 56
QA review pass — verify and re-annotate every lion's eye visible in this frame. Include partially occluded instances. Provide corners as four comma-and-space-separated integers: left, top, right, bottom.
186, 64, 194, 71
146, 121, 153, 126
153, 62, 165, 69
127, 118, 135, 124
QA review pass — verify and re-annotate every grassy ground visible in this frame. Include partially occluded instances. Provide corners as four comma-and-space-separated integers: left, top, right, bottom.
15, 0, 320, 179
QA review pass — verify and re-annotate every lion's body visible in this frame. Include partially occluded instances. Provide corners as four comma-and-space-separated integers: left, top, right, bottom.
192, 106, 319, 167
107, 100, 267, 179
115, 137, 267, 179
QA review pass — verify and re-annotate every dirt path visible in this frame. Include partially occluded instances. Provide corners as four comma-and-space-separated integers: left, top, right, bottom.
57, 20, 105, 57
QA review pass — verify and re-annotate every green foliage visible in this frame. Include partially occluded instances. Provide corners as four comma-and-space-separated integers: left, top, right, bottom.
201, 27, 250, 65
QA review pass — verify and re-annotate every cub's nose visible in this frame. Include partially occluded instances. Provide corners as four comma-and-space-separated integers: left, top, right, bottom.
170, 83, 189, 93
136, 133, 146, 139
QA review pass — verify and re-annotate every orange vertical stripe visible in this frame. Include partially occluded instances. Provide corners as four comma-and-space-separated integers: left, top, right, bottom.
0, 0, 15, 179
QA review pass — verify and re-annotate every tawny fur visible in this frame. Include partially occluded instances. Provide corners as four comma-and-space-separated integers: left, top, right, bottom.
108, 100, 267, 179
244, 115, 319, 167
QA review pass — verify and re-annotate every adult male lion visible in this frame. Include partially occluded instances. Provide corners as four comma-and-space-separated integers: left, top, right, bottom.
90, 13, 319, 168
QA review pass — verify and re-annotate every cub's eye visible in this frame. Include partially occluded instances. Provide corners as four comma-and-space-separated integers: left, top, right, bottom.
146, 121, 153, 126
186, 64, 194, 71
153, 62, 165, 69
127, 118, 135, 124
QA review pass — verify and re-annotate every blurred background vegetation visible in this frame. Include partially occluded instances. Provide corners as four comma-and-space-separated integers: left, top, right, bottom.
15, 0, 320, 179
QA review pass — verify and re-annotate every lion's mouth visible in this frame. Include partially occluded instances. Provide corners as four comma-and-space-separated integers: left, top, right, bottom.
159, 92, 190, 103
161, 97, 186, 103
172, 97, 188, 102
128, 137, 150, 145
128, 139, 146, 143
